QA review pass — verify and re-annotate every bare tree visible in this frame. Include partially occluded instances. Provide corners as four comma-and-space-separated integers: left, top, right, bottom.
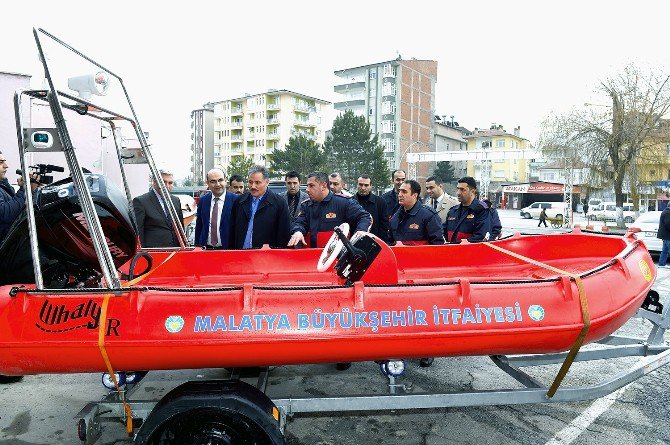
541, 65, 670, 227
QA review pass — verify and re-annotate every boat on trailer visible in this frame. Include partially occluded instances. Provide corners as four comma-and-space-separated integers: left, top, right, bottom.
1, 29, 669, 445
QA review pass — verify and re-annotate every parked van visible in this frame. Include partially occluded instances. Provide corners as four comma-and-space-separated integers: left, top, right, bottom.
520, 202, 567, 220
586, 202, 604, 221
595, 202, 636, 223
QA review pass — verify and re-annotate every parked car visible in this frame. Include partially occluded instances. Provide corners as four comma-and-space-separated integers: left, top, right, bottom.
519, 202, 566, 220
594, 202, 636, 223
629, 211, 662, 253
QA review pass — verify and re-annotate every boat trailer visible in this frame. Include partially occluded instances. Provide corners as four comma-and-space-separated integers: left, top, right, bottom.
75, 290, 670, 444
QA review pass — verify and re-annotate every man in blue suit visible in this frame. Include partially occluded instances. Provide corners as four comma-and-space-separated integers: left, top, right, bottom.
194, 168, 238, 248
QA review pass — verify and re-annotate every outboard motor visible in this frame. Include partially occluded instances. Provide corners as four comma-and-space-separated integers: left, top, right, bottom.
333, 230, 382, 285
0, 173, 137, 287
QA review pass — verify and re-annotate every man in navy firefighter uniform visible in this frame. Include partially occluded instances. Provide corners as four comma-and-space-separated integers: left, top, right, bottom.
444, 176, 491, 243
288, 171, 372, 248
389, 179, 444, 245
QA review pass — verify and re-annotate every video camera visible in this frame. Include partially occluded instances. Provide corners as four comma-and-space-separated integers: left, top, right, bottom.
16, 164, 65, 185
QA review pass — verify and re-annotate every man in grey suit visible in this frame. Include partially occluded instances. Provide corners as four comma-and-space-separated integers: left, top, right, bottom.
424, 176, 458, 224
280, 171, 308, 224
132, 170, 184, 248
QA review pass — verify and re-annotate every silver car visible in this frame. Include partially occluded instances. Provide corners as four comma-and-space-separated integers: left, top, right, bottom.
629, 211, 662, 253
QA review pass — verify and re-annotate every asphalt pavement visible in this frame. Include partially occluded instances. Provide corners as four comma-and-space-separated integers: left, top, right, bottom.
0, 212, 668, 445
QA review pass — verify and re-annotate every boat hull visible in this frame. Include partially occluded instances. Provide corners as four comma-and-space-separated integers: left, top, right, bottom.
0, 232, 655, 375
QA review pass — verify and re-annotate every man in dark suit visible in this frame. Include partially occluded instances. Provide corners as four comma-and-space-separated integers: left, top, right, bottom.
353, 175, 390, 243
132, 170, 184, 248
194, 168, 237, 249
381, 169, 406, 221
230, 166, 290, 249
280, 171, 308, 225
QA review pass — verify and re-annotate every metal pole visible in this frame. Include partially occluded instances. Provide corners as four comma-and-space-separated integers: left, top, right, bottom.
13, 91, 43, 288
33, 28, 121, 288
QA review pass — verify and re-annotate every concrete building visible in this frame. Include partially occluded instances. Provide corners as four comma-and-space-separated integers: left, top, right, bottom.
333, 57, 438, 179
465, 124, 532, 192
0, 71, 31, 171
189, 105, 214, 185
200, 90, 330, 174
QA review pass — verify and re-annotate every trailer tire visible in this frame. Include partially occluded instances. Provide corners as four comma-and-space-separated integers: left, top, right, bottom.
135, 380, 284, 445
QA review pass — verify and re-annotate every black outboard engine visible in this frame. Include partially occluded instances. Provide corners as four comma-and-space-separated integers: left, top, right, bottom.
333, 230, 382, 285
0, 173, 137, 287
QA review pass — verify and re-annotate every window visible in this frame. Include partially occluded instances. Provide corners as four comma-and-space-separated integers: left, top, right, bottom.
496, 139, 505, 148
369, 71, 377, 80
494, 170, 505, 178
482, 141, 491, 148
369, 108, 374, 116
390, 121, 396, 133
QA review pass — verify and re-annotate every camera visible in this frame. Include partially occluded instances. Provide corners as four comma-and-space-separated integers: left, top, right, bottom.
16, 164, 64, 185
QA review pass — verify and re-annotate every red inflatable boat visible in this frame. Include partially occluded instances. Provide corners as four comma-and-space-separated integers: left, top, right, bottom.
0, 230, 655, 375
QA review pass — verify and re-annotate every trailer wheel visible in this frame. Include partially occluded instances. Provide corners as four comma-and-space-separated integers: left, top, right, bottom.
135, 380, 284, 445
148, 407, 276, 445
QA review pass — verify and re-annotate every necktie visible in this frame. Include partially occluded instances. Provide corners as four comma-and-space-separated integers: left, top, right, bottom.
432, 198, 438, 210
289, 194, 298, 219
243, 197, 260, 249
210, 197, 220, 246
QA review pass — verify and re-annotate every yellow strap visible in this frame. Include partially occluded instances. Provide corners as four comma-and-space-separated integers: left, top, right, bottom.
484, 242, 590, 398
96, 251, 176, 434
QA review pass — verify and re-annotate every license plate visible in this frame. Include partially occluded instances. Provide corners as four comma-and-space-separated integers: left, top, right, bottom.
645, 231, 657, 237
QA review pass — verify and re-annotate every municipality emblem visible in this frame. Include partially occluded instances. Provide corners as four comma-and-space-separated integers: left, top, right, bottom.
527, 305, 545, 321
165, 315, 185, 333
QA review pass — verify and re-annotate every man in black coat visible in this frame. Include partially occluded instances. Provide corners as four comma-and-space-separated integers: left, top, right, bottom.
132, 170, 184, 248
230, 166, 290, 249
657, 206, 670, 267
381, 169, 406, 221
353, 175, 389, 242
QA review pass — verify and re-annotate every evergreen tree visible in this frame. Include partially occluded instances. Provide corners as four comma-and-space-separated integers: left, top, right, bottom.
225, 155, 255, 179
432, 161, 456, 183
270, 135, 326, 179
323, 110, 390, 190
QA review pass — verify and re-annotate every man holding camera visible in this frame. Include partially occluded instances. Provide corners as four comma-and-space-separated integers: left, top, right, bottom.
0, 151, 39, 246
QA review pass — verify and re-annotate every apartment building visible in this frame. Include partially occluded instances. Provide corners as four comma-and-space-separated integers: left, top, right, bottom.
465, 125, 532, 191
333, 58, 438, 179
189, 105, 214, 183
201, 90, 330, 173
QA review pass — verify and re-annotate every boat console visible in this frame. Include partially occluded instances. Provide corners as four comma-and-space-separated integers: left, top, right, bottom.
0, 172, 137, 287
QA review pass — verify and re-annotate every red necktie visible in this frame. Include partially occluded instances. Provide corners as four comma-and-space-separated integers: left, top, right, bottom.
210, 198, 219, 246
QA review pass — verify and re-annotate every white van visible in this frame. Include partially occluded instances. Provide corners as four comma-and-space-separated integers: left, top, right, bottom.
596, 202, 636, 223
520, 202, 567, 220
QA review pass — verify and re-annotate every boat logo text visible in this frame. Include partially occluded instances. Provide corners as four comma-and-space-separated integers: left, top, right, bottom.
36, 298, 120, 336
527, 305, 545, 321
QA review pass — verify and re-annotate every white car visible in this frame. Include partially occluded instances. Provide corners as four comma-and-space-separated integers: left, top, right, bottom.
629, 211, 662, 253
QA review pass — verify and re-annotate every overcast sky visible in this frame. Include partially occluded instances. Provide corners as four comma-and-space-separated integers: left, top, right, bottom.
1, 0, 669, 179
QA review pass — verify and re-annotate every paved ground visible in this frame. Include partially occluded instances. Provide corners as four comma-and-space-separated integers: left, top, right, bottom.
1, 213, 668, 445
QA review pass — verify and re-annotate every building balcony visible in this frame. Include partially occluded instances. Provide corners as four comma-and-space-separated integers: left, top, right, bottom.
334, 99, 365, 110
294, 103, 316, 113
267, 103, 280, 110
294, 119, 316, 127
267, 132, 280, 140
334, 81, 366, 93
230, 107, 243, 115
230, 121, 243, 129
267, 117, 280, 125
231, 134, 243, 141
